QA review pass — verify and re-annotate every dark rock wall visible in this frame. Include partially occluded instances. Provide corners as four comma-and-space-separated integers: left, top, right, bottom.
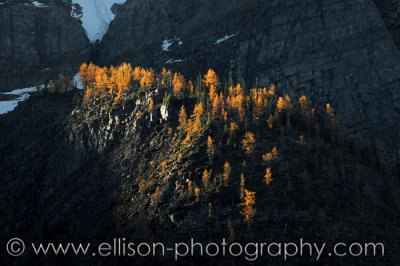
0, 0, 90, 91
375, 0, 400, 47
99, 0, 400, 157
1, 0, 400, 155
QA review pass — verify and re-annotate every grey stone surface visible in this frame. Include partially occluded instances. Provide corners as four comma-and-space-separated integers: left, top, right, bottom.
99, 0, 400, 157
0, 0, 89, 91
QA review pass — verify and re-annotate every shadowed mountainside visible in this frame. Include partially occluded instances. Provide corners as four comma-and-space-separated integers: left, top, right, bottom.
99, 0, 400, 158
1, 67, 399, 265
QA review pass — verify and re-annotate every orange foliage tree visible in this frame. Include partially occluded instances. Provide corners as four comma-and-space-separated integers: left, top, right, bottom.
223, 161, 231, 186
227, 84, 246, 121
161, 67, 172, 86
140, 69, 155, 89
250, 88, 268, 121
299, 95, 308, 116
325, 103, 335, 118
207, 135, 215, 163
203, 69, 219, 90
183, 103, 204, 144
172, 72, 185, 97
202, 169, 210, 190
242, 132, 256, 154
264, 167, 273, 186
277, 96, 285, 113
241, 189, 256, 222
79, 63, 89, 87
95, 67, 109, 91
240, 173, 245, 201
177, 105, 187, 131
194, 186, 201, 201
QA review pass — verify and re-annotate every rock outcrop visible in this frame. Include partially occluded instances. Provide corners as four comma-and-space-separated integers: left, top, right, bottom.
99, 0, 400, 158
1, 85, 399, 265
1, 0, 400, 156
0, 0, 90, 91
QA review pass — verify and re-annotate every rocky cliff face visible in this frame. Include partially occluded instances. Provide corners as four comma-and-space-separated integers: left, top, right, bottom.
375, 0, 400, 48
1, 0, 400, 156
0, 0, 90, 91
99, 0, 400, 158
1, 84, 400, 265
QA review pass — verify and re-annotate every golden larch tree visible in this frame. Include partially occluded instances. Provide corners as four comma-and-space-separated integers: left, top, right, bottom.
161, 67, 172, 86
116, 63, 132, 91
241, 189, 256, 222
188, 80, 195, 95
108, 65, 118, 93
267, 114, 274, 129
148, 98, 155, 111
242, 132, 256, 154
177, 105, 188, 131
203, 69, 219, 89
83, 85, 92, 104
133, 66, 143, 81
86, 63, 98, 85
223, 161, 231, 186
240, 173, 245, 201
229, 122, 239, 133
140, 69, 155, 88
264, 167, 273, 186
177, 152, 183, 162
299, 95, 308, 116
262, 147, 279, 162
284, 95, 292, 112
187, 180, 193, 196
151, 186, 162, 205
194, 186, 201, 201
160, 160, 167, 177
172, 72, 185, 97
79, 63, 89, 87
207, 135, 215, 163
250, 88, 267, 121
191, 102, 205, 133
95, 67, 109, 91
268, 83, 276, 96
227, 84, 246, 121
277, 96, 285, 113
326, 103, 335, 118
202, 169, 210, 190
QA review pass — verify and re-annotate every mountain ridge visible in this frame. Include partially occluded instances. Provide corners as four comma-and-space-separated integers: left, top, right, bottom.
1, 66, 399, 265
98, 0, 400, 158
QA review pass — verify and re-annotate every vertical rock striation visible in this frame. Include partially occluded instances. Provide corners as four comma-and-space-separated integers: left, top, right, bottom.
100, 0, 400, 157
0, 0, 90, 91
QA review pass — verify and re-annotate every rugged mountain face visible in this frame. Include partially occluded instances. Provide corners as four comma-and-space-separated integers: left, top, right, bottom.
99, 0, 400, 158
1, 77, 400, 265
1, 0, 400, 156
0, 0, 90, 91
375, 0, 400, 47
1, 1, 400, 265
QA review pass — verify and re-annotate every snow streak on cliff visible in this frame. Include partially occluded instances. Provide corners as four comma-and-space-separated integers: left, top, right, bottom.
71, 0, 126, 42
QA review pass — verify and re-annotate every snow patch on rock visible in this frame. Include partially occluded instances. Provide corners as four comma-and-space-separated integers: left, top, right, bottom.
161, 37, 183, 52
162, 39, 173, 52
71, 0, 127, 42
215, 34, 235, 44
30, 1, 47, 8
73, 73, 84, 90
165, 58, 184, 64
0, 86, 43, 115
